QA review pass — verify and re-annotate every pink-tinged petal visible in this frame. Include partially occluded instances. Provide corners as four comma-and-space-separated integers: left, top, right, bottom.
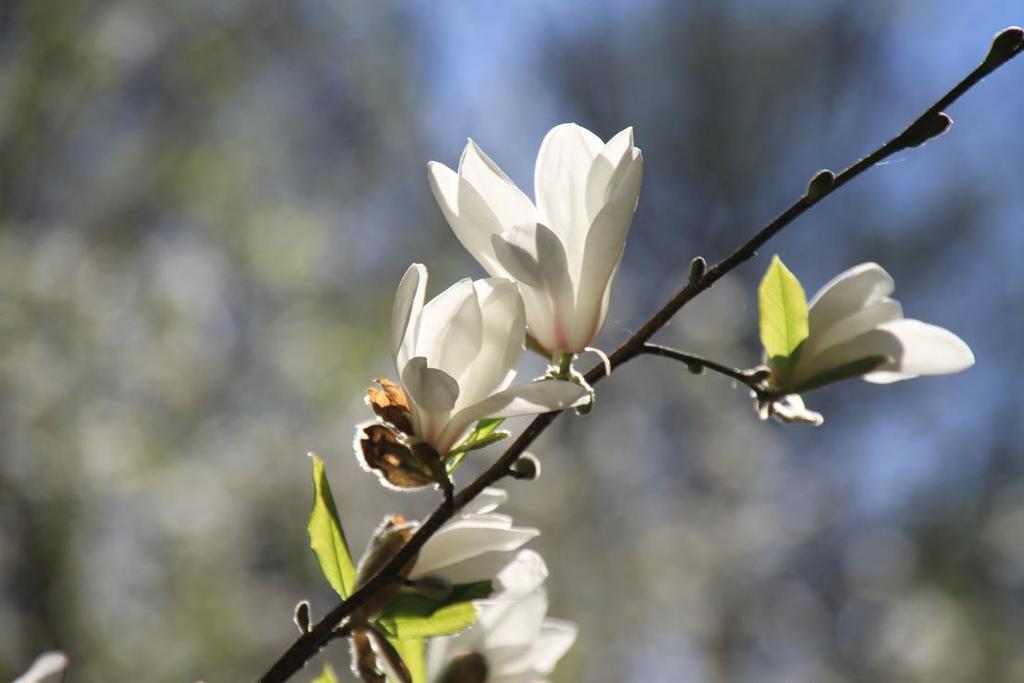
866, 319, 974, 381
572, 151, 643, 350
401, 357, 459, 414
456, 279, 525, 409
410, 517, 539, 580
391, 263, 427, 371
585, 127, 635, 223
461, 140, 536, 229
534, 123, 603, 268
807, 262, 894, 335
428, 159, 506, 277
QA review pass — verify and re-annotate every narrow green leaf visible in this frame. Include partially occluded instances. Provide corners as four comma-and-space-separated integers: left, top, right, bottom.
376, 581, 492, 640
307, 453, 357, 598
310, 663, 339, 683
792, 355, 889, 394
388, 637, 427, 683
758, 256, 810, 384
447, 419, 508, 472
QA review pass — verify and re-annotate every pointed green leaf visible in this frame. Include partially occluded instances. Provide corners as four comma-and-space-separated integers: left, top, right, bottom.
792, 355, 889, 394
308, 453, 357, 598
447, 419, 508, 472
758, 256, 810, 384
310, 663, 339, 683
388, 637, 427, 683
376, 581, 492, 640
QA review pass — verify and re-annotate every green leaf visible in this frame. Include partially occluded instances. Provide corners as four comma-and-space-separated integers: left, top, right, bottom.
310, 663, 339, 683
307, 453, 357, 598
388, 637, 427, 683
447, 419, 508, 472
376, 581, 492, 640
758, 256, 810, 384
792, 355, 889, 394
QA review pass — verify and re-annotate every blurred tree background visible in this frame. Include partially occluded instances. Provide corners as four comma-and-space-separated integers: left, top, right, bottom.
1, 1, 1022, 681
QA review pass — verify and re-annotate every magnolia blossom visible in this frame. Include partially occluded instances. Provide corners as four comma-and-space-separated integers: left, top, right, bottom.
391, 264, 586, 456
13, 652, 68, 683
429, 123, 643, 355
785, 262, 974, 390
426, 576, 577, 683
408, 489, 544, 588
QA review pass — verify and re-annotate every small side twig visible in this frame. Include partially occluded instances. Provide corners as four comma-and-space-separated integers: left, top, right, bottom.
640, 343, 770, 397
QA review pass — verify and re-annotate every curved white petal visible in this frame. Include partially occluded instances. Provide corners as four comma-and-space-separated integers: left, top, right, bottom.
13, 652, 68, 683
428, 159, 507, 277
456, 279, 525, 409
585, 127, 635, 222
526, 619, 578, 674
800, 298, 902, 361
401, 357, 460, 414
462, 487, 508, 516
790, 327, 902, 389
573, 150, 643, 350
410, 517, 539, 581
866, 319, 975, 380
492, 549, 549, 597
392, 263, 427, 371
534, 123, 603, 270
461, 140, 536, 229
417, 278, 478, 371
808, 262, 894, 335
438, 380, 587, 452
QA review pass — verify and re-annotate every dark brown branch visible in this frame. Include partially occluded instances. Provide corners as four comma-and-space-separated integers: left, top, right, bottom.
257, 27, 1023, 683
640, 343, 769, 395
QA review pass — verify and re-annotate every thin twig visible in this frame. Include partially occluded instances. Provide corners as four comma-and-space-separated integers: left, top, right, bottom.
640, 343, 767, 395
257, 28, 1023, 683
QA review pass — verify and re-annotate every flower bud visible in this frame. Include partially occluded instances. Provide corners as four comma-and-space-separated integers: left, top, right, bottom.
904, 112, 952, 148
510, 452, 542, 481
688, 256, 707, 285
985, 26, 1024, 67
804, 169, 835, 202
293, 600, 311, 634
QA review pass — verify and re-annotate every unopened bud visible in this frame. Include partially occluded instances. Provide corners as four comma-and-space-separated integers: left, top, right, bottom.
985, 26, 1024, 67
904, 112, 952, 148
510, 452, 541, 481
687, 256, 707, 285
746, 367, 773, 384
686, 361, 705, 375
804, 169, 835, 202
293, 600, 311, 634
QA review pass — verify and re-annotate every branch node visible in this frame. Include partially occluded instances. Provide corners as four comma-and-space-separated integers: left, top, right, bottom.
985, 26, 1024, 68
902, 111, 953, 148
509, 452, 542, 481
804, 169, 835, 202
687, 256, 707, 285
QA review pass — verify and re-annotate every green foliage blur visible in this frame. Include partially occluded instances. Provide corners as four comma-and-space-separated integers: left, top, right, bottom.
2, 1, 1022, 682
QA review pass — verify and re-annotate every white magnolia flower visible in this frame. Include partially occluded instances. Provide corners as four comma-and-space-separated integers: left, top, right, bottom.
408, 489, 544, 588
13, 652, 68, 683
784, 262, 975, 392
429, 123, 643, 356
392, 264, 586, 456
426, 575, 576, 683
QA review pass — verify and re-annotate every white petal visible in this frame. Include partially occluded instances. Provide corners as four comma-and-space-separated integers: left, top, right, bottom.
13, 652, 68, 683
410, 517, 539, 580
572, 150, 642, 351
437, 380, 587, 452
417, 278, 479, 372
493, 549, 549, 597
534, 123, 603, 271
455, 279, 525, 409
789, 327, 901, 389
462, 487, 508, 516
807, 262, 894, 335
401, 357, 460, 414
480, 589, 549, 657
800, 298, 902, 362
428, 159, 505, 277
461, 140, 536, 230
525, 619, 578, 674
866, 319, 974, 380
584, 127, 635, 222
392, 263, 427, 371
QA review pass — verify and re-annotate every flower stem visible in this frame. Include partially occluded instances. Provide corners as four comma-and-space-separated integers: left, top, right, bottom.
556, 352, 574, 380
